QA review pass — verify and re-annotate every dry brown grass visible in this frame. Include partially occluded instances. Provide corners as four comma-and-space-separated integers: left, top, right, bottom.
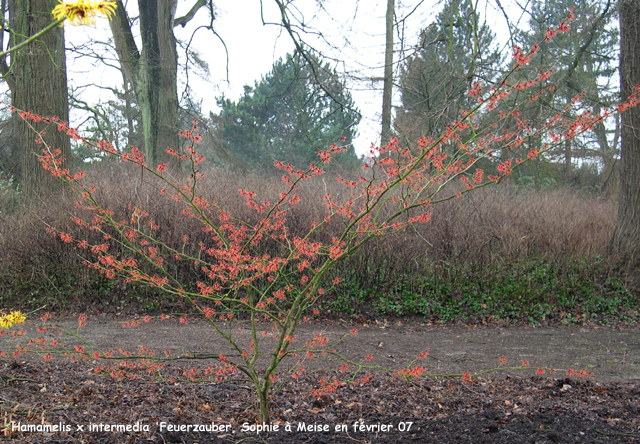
0, 162, 618, 311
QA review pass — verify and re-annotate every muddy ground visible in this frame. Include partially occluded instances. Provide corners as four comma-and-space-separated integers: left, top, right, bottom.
1, 315, 639, 443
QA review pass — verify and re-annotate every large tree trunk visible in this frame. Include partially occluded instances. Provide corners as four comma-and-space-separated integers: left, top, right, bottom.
9, 0, 70, 196
610, 0, 640, 286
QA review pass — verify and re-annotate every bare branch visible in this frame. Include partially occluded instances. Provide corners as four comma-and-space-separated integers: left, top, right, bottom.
271, 0, 360, 119
174, 0, 207, 28
109, 0, 140, 85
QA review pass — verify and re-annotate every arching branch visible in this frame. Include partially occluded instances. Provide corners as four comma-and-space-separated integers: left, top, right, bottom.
174, 0, 207, 28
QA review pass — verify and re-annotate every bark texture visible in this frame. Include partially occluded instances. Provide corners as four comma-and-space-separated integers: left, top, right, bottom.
109, 0, 179, 166
611, 0, 640, 285
6, 0, 70, 196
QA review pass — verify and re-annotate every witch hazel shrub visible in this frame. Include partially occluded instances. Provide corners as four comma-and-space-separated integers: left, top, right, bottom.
4, 7, 637, 423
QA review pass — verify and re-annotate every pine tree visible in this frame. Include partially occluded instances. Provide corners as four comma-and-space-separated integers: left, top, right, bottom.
396, 0, 501, 147
514, 0, 618, 185
215, 52, 360, 169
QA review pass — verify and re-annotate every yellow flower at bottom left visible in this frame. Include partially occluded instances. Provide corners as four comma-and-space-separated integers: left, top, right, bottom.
0, 311, 26, 329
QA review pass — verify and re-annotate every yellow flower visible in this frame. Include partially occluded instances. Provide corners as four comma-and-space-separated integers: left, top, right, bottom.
8, 311, 26, 325
52, 1, 117, 26
0, 311, 25, 329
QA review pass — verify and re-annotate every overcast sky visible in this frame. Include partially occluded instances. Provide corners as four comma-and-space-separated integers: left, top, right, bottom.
62, 0, 522, 156
196, 0, 525, 154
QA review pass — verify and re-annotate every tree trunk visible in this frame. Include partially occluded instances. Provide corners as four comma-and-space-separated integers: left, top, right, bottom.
257, 385, 271, 424
380, 0, 394, 146
156, 0, 179, 162
109, 0, 179, 167
122, 75, 135, 150
10, 0, 70, 197
137, 0, 161, 166
564, 137, 572, 182
610, 0, 640, 286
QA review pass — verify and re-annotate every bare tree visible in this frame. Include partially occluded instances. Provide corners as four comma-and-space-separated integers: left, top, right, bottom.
109, 0, 210, 167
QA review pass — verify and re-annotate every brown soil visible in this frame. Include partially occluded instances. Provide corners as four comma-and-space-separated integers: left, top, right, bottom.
1, 315, 639, 443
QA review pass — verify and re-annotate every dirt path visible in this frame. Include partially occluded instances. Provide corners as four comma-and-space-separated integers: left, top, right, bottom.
4, 315, 639, 382
2, 316, 640, 443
